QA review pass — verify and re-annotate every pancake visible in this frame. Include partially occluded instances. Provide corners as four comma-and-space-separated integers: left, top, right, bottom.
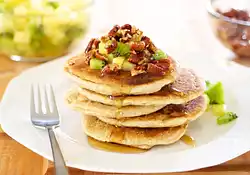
77, 68, 205, 106
66, 90, 165, 118
64, 56, 178, 96
83, 115, 187, 149
95, 95, 207, 128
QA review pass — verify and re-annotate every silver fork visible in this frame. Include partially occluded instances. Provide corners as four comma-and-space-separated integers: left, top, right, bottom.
30, 84, 68, 175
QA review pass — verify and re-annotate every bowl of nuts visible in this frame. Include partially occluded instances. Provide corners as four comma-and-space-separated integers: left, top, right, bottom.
207, 0, 250, 58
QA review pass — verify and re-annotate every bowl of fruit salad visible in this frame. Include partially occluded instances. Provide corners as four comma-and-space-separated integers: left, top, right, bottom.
0, 0, 92, 62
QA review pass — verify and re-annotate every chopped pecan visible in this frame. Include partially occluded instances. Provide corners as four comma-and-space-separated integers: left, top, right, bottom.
135, 64, 147, 71
154, 58, 171, 71
219, 8, 250, 21
141, 36, 151, 47
120, 32, 132, 42
131, 25, 137, 34
237, 10, 250, 21
130, 41, 146, 51
132, 30, 143, 41
144, 49, 152, 59
101, 64, 119, 76
85, 38, 95, 53
148, 42, 157, 53
108, 25, 120, 37
101, 35, 110, 42
121, 24, 132, 31
95, 51, 107, 61
85, 50, 94, 64
92, 39, 100, 49
128, 52, 144, 64
106, 39, 118, 53
147, 63, 165, 76
131, 66, 147, 76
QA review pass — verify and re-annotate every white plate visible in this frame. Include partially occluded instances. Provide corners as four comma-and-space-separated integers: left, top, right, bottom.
1, 51, 250, 173
1, 0, 250, 172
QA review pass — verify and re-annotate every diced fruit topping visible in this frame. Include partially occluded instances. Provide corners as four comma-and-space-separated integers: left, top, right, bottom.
98, 42, 107, 55
83, 24, 171, 76
205, 81, 224, 104
210, 104, 226, 117
217, 112, 238, 125
112, 57, 125, 69
205, 81, 238, 125
153, 49, 168, 60
90, 58, 105, 70
122, 60, 135, 71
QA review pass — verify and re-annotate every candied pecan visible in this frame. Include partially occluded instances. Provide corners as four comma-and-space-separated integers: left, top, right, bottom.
101, 64, 119, 76
237, 10, 249, 21
128, 52, 144, 64
92, 39, 100, 49
106, 39, 118, 53
95, 51, 107, 61
85, 38, 95, 53
130, 41, 146, 51
128, 54, 141, 64
121, 24, 132, 31
101, 35, 110, 42
135, 64, 147, 71
220, 8, 250, 21
108, 25, 120, 37
147, 63, 165, 76
120, 32, 132, 42
220, 8, 238, 18
141, 36, 151, 47
144, 49, 152, 59
131, 25, 138, 34
131, 67, 146, 76
85, 50, 94, 64
152, 58, 171, 71
148, 42, 157, 53
132, 30, 143, 41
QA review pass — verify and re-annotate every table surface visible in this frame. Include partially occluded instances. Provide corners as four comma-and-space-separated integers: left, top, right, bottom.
1, 54, 250, 175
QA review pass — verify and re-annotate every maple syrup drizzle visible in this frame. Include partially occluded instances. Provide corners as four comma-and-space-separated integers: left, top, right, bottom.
181, 135, 196, 147
87, 137, 147, 154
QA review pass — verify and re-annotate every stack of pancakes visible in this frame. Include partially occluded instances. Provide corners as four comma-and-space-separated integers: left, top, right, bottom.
64, 58, 207, 149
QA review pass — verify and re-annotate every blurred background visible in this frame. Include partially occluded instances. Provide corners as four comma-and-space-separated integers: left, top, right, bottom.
0, 0, 250, 67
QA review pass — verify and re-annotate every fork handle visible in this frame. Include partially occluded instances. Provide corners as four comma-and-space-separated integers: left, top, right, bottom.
48, 127, 69, 175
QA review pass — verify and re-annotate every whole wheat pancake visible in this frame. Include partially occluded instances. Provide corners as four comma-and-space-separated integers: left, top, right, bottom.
64, 56, 178, 96
83, 115, 187, 149
95, 95, 207, 128
66, 90, 165, 118
77, 68, 205, 106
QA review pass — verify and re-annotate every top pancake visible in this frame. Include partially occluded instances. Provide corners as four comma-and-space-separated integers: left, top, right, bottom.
64, 56, 178, 96
78, 68, 205, 106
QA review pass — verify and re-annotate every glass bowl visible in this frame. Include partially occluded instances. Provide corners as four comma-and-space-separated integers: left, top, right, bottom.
0, 0, 93, 62
207, 0, 250, 58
